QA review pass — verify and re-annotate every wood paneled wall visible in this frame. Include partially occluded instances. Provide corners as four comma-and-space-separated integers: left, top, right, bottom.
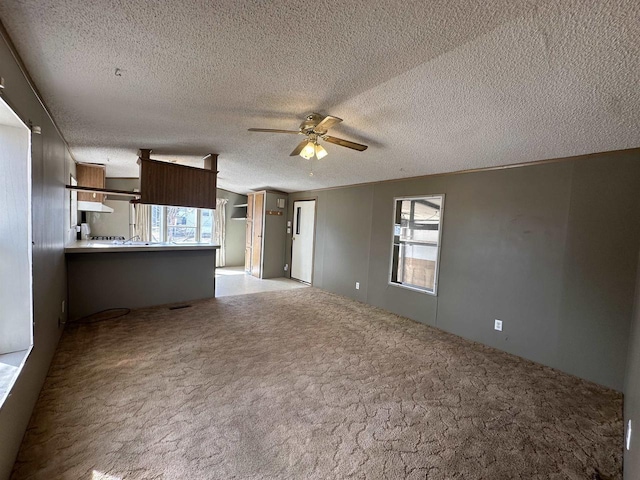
138, 158, 217, 209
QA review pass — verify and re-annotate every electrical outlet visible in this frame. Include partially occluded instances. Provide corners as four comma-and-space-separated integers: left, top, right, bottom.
355, 282, 360, 290
61, 300, 65, 313
494, 319, 503, 331
627, 420, 632, 451
284, 264, 289, 271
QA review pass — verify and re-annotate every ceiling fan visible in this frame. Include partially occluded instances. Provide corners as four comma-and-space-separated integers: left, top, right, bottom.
248, 113, 368, 160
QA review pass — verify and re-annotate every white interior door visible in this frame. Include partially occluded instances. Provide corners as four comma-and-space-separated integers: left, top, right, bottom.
291, 200, 315, 284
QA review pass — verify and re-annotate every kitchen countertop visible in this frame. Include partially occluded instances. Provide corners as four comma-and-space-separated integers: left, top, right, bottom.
65, 240, 220, 254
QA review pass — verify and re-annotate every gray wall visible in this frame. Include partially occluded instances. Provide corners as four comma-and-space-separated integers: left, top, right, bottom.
0, 33, 74, 479
287, 150, 640, 391
216, 189, 247, 267
625, 249, 640, 479
261, 192, 288, 278
67, 249, 216, 320
286, 187, 373, 302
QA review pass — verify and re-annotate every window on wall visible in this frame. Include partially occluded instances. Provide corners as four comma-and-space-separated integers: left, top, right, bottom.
0, 97, 33, 405
200, 208, 214, 243
390, 195, 444, 295
150, 205, 214, 243
151, 204, 164, 242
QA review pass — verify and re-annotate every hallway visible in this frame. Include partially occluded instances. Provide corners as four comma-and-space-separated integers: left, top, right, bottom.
215, 267, 308, 297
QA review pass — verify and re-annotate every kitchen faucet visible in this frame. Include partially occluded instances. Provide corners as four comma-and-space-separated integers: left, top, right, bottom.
123, 235, 141, 244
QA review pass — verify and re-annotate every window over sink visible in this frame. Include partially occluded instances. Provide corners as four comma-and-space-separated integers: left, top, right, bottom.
150, 205, 214, 243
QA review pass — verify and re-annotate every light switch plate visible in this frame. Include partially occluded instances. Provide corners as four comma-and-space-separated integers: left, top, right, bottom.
494, 319, 503, 331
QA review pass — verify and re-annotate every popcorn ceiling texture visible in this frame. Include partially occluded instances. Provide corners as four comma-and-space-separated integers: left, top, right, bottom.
11, 289, 623, 479
0, 0, 639, 193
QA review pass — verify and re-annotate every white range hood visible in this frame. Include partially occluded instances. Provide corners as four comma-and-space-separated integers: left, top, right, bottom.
77, 200, 114, 213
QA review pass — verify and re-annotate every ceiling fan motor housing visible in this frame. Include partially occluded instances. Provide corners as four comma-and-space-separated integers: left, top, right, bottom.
248, 113, 368, 155
301, 113, 324, 134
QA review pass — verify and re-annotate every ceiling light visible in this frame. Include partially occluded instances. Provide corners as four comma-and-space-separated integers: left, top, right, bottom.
300, 141, 315, 160
315, 143, 327, 160
299, 140, 328, 160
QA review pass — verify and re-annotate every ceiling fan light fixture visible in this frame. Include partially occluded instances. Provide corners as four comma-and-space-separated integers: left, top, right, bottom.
300, 140, 316, 160
250, 113, 368, 159
315, 143, 328, 160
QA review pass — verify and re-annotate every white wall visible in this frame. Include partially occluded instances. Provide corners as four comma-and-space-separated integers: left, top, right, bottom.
0, 110, 32, 353
87, 200, 131, 238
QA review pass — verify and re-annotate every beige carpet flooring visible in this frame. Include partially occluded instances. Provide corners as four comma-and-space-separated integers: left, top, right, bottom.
11, 288, 622, 479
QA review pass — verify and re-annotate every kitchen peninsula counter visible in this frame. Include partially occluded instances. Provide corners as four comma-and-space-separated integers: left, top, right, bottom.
66, 241, 219, 320
65, 240, 219, 254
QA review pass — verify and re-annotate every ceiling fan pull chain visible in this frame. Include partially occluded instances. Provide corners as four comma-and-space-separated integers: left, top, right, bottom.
309, 157, 314, 177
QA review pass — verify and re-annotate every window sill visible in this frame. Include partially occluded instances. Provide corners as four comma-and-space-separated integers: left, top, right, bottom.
388, 281, 438, 296
0, 347, 32, 408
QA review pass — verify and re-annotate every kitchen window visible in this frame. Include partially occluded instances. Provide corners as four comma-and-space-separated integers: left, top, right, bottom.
389, 195, 444, 295
150, 205, 214, 243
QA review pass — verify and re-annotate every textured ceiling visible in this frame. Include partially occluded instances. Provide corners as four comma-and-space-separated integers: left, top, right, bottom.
1, 0, 638, 193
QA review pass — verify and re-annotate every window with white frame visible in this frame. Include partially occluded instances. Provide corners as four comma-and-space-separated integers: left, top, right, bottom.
389, 195, 444, 295
0, 97, 33, 405
150, 205, 214, 243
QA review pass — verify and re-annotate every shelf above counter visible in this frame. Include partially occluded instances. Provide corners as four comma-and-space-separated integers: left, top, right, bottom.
66, 184, 141, 200
231, 203, 248, 220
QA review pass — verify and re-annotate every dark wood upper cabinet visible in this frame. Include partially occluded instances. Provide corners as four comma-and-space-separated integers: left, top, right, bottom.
137, 155, 217, 209
76, 163, 106, 202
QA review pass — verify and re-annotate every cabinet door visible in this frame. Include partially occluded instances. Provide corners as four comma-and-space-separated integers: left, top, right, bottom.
246, 193, 254, 221
251, 193, 264, 278
245, 219, 253, 246
245, 219, 253, 273
245, 247, 252, 273
76, 164, 106, 202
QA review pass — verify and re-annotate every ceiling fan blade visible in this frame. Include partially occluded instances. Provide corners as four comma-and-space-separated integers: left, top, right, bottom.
290, 139, 309, 156
323, 135, 368, 151
314, 115, 342, 132
248, 128, 301, 134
